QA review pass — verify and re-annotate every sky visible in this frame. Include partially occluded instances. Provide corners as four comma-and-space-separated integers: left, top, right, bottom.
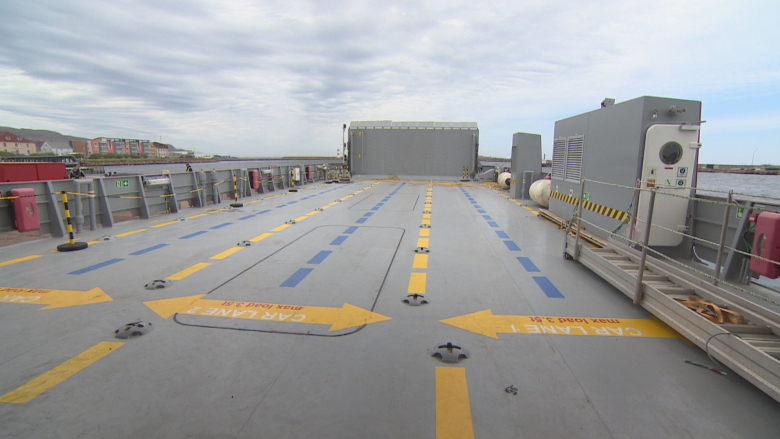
0, 0, 778, 164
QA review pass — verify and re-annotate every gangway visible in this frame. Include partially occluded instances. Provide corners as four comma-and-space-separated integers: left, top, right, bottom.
566, 234, 780, 403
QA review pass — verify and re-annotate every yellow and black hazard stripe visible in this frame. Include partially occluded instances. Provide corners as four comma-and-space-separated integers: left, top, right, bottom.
550, 191, 629, 221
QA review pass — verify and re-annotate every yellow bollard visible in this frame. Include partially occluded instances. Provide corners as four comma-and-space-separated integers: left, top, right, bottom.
230, 175, 243, 207
56, 191, 88, 252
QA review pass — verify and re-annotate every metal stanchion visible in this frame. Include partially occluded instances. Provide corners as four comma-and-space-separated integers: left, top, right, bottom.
230, 174, 243, 208
714, 191, 734, 286
573, 181, 586, 260
633, 188, 657, 304
289, 170, 298, 192
57, 191, 88, 252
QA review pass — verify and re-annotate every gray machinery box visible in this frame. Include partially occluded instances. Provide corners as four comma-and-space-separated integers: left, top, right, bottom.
549, 96, 703, 246
509, 132, 542, 199
348, 121, 479, 178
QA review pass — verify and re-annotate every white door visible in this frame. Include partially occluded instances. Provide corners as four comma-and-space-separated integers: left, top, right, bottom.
635, 124, 701, 246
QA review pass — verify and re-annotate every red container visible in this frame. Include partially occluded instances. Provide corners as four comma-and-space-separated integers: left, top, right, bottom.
750, 212, 780, 279
0, 163, 68, 182
251, 170, 260, 190
307, 166, 313, 180
11, 188, 41, 232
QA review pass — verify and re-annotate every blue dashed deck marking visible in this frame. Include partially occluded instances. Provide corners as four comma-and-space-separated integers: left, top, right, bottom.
330, 236, 349, 245
238, 215, 255, 220
517, 257, 540, 272
307, 251, 332, 265
288, 201, 297, 204
180, 231, 208, 239
376, 203, 384, 206
363, 212, 374, 217
68, 258, 124, 275
474, 205, 481, 209
129, 244, 169, 256
280, 268, 314, 287
275, 205, 286, 208
210, 222, 232, 229
470, 201, 477, 204
478, 210, 486, 214
487, 221, 499, 227
533, 276, 564, 298
496, 231, 509, 239
258, 210, 271, 214
355, 218, 368, 224
483, 215, 492, 220
371, 207, 380, 211
344, 226, 358, 234
503, 240, 521, 251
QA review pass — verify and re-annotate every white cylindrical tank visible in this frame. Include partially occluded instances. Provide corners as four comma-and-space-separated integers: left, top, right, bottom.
529, 178, 551, 208
497, 172, 511, 189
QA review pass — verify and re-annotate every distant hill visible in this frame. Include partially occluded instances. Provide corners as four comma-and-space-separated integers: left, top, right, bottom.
0, 126, 88, 143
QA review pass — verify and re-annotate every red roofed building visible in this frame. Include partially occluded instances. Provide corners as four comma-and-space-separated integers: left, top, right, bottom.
0, 132, 37, 155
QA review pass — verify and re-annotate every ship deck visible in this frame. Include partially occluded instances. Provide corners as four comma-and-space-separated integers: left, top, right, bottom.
1, 180, 778, 438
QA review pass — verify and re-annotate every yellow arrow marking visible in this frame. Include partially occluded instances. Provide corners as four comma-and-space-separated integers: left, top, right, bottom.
210, 247, 243, 260
0, 286, 113, 310
0, 342, 124, 404
145, 297, 391, 331
0, 255, 41, 268
115, 229, 146, 237
143, 294, 206, 319
166, 262, 211, 280
250, 232, 273, 242
441, 310, 680, 339
436, 367, 474, 439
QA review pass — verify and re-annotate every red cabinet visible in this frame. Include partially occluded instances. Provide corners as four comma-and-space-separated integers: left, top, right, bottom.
750, 212, 780, 279
11, 188, 41, 232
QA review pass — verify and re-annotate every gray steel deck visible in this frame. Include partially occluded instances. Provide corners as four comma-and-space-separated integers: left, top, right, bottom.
1, 180, 779, 438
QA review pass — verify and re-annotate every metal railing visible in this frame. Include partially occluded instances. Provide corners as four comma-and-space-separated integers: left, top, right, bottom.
567, 178, 780, 308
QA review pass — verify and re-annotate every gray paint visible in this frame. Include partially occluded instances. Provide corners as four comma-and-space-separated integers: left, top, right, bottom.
509, 132, 542, 199
549, 96, 702, 243
348, 121, 478, 178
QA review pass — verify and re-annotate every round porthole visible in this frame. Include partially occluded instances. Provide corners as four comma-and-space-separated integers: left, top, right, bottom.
660, 142, 683, 165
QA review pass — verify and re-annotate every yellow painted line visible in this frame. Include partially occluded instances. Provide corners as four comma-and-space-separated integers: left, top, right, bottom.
187, 213, 208, 219
210, 247, 244, 260
419, 229, 430, 237
0, 342, 124, 404
413, 254, 428, 269
417, 238, 429, 248
294, 215, 309, 222
321, 205, 331, 210
408, 272, 426, 294
245, 200, 260, 204
152, 221, 178, 228
166, 262, 211, 281
436, 367, 474, 439
250, 232, 273, 242
307, 211, 320, 216
425, 204, 431, 209
421, 219, 430, 225
271, 224, 290, 232
150, 219, 160, 224
209, 209, 227, 214
426, 197, 432, 202
0, 255, 41, 268
115, 229, 147, 237
328, 202, 339, 206
441, 310, 682, 339
86, 241, 100, 245
423, 213, 431, 219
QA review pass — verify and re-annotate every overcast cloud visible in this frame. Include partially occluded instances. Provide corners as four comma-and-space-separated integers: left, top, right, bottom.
1, 0, 778, 164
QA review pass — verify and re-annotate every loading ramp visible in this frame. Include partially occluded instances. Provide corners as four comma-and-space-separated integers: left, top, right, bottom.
566, 235, 780, 403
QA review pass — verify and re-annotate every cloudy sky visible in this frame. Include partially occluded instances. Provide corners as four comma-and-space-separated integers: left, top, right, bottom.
1, 0, 778, 164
